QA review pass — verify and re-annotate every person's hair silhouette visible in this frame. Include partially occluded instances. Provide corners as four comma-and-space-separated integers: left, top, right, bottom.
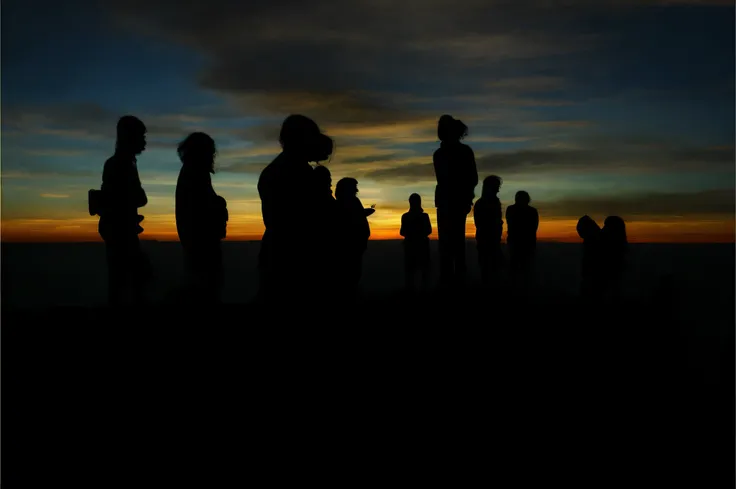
175, 132, 228, 305
438, 114, 468, 142
178, 132, 217, 173
257, 115, 333, 304
400, 193, 432, 292
97, 116, 151, 306
506, 190, 539, 291
279, 114, 334, 163
473, 175, 504, 289
432, 114, 479, 289
314, 164, 333, 196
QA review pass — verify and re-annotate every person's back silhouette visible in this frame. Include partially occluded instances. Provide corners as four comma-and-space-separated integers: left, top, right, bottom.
257, 114, 333, 303
400, 193, 432, 292
576, 215, 603, 300
474, 176, 504, 289
506, 190, 539, 291
335, 177, 372, 297
175, 132, 228, 305
97, 115, 151, 306
432, 115, 478, 288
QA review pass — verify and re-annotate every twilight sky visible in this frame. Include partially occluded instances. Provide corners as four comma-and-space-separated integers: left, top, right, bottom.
2, 0, 734, 242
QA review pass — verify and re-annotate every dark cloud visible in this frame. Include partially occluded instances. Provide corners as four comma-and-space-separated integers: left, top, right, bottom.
341, 153, 405, 165
1, 103, 228, 144
103, 0, 621, 127
363, 145, 734, 182
537, 188, 735, 219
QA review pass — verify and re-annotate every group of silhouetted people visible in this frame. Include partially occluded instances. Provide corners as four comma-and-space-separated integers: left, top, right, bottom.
90, 113, 628, 307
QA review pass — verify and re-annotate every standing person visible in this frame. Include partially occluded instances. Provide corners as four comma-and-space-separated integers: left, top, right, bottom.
576, 215, 604, 300
432, 114, 478, 288
97, 115, 151, 306
400, 193, 432, 293
473, 176, 503, 289
334, 177, 374, 297
175, 132, 228, 305
506, 190, 539, 291
257, 114, 333, 304
312, 164, 338, 294
600, 215, 628, 303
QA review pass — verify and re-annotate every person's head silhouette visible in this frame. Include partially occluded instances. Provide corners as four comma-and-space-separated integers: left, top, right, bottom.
437, 114, 468, 143
603, 215, 627, 243
279, 114, 334, 163
314, 164, 332, 190
482, 175, 502, 198
335, 177, 359, 200
178, 132, 217, 173
116, 116, 146, 155
409, 193, 422, 211
576, 215, 600, 240
515, 190, 531, 206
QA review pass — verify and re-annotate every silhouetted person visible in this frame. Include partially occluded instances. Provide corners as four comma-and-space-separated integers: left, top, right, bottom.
433, 115, 478, 288
257, 115, 333, 303
400, 193, 432, 292
474, 176, 503, 289
98, 116, 151, 306
576, 215, 603, 299
601, 215, 628, 302
175, 132, 228, 305
335, 177, 372, 296
313, 164, 338, 293
506, 190, 539, 290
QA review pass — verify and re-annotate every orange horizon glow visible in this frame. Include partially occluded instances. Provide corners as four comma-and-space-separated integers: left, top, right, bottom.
2, 215, 734, 244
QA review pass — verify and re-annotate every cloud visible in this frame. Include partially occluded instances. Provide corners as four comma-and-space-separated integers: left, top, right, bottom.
23, 149, 91, 157
104, 0, 621, 131
532, 121, 596, 128
537, 188, 735, 220
1, 102, 227, 145
363, 144, 735, 182
40, 193, 70, 198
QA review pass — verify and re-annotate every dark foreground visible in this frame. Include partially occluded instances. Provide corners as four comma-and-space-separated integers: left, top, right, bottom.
3, 289, 734, 487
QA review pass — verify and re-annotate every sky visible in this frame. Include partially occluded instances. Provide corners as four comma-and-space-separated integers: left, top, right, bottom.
2, 0, 734, 243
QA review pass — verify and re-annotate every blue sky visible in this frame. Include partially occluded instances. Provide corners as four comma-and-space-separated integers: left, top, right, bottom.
2, 0, 734, 241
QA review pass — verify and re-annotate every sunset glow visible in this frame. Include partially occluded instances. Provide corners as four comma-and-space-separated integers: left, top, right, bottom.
2, 0, 733, 244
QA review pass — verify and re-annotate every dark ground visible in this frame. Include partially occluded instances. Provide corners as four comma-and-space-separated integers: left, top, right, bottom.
2, 285, 734, 487
3, 241, 734, 485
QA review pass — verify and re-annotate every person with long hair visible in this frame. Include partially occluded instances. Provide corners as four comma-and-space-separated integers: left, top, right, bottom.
334, 177, 374, 297
473, 175, 504, 289
432, 114, 478, 288
257, 115, 334, 303
175, 132, 228, 304
400, 193, 432, 292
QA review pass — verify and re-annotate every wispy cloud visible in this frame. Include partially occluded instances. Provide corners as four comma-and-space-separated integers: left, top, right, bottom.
40, 193, 70, 199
